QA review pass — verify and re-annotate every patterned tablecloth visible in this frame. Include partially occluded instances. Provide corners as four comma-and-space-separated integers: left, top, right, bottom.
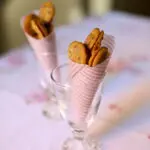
0, 11, 150, 150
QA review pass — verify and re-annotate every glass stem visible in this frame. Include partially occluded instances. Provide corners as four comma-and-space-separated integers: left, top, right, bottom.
83, 137, 101, 150
71, 129, 101, 150
72, 128, 85, 141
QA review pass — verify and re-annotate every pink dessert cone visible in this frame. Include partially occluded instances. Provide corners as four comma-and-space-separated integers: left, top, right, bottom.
20, 14, 58, 73
69, 34, 115, 125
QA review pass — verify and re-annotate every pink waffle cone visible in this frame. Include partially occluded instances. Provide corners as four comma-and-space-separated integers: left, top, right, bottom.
20, 14, 58, 73
69, 34, 115, 124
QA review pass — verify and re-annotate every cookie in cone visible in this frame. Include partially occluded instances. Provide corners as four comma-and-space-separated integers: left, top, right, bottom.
68, 28, 115, 124
21, 1, 58, 73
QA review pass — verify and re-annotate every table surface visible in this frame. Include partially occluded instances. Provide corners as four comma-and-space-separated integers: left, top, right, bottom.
0, 11, 150, 150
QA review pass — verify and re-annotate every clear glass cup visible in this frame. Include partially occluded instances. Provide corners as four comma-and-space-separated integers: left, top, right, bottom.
51, 63, 103, 150
38, 53, 67, 120
35, 56, 61, 120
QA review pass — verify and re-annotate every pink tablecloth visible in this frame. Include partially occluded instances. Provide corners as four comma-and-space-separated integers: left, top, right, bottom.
0, 11, 150, 150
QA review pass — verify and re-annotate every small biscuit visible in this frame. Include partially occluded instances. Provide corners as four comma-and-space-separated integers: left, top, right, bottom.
31, 16, 49, 39
68, 41, 88, 64
24, 14, 37, 37
88, 30, 105, 66
84, 28, 101, 50
39, 1, 55, 23
88, 50, 99, 67
31, 20, 44, 39
91, 47, 109, 67
92, 30, 104, 53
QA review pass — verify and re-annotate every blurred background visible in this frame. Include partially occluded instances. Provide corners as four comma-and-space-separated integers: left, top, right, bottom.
0, 0, 150, 54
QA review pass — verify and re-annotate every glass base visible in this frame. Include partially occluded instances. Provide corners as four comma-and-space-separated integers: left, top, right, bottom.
83, 138, 102, 150
62, 138, 84, 150
62, 137, 102, 150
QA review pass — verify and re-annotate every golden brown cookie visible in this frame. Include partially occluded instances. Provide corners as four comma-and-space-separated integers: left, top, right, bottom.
30, 20, 43, 39
90, 47, 109, 67
84, 28, 101, 50
68, 41, 88, 64
88, 30, 105, 66
24, 14, 37, 37
91, 30, 104, 53
39, 1, 55, 23
30, 15, 49, 39
88, 50, 98, 67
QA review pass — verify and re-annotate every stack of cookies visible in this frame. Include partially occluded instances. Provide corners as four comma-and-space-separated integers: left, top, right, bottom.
24, 2, 55, 39
68, 28, 110, 67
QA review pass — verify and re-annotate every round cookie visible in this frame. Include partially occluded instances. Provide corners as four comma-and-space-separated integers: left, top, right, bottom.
31, 16, 48, 39
39, 1, 55, 23
84, 28, 101, 50
92, 30, 104, 53
88, 30, 105, 66
88, 50, 99, 67
91, 47, 109, 67
24, 14, 37, 37
68, 41, 88, 64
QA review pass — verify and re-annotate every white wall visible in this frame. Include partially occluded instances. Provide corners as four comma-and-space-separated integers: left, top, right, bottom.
89, 0, 113, 15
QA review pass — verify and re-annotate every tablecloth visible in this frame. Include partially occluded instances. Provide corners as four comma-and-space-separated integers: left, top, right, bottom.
0, 11, 150, 150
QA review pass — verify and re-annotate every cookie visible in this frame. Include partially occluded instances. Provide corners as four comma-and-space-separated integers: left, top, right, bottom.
88, 30, 105, 66
88, 50, 99, 67
24, 14, 37, 37
39, 1, 55, 23
31, 15, 49, 39
84, 28, 101, 50
91, 47, 109, 67
91, 30, 104, 53
68, 41, 88, 64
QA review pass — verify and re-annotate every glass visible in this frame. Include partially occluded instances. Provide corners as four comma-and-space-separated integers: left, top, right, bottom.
35, 51, 68, 120
51, 63, 103, 150
36, 57, 61, 120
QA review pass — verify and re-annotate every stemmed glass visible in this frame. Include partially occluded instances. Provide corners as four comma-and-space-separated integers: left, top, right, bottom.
39, 68, 61, 119
51, 63, 103, 150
